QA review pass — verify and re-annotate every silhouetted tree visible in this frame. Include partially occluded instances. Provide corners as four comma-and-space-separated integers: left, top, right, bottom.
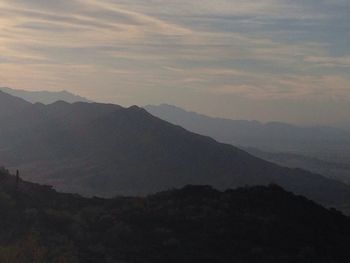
13, 170, 20, 199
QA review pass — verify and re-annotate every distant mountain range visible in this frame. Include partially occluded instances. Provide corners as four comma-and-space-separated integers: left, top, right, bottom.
2, 168, 350, 262
4, 88, 348, 185
1, 91, 350, 212
145, 104, 350, 182
0, 87, 91, 104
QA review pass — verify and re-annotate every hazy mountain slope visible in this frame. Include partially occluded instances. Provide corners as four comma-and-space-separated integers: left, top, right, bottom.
344, 122, 350, 131
0, 87, 91, 104
1, 92, 350, 210
0, 90, 31, 119
244, 147, 350, 185
145, 104, 350, 173
145, 104, 350, 157
1, 168, 350, 262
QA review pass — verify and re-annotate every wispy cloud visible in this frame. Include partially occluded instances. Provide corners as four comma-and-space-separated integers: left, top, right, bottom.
305, 56, 350, 67
0, 0, 349, 123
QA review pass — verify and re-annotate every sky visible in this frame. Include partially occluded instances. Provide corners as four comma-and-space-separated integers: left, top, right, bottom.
0, 0, 349, 125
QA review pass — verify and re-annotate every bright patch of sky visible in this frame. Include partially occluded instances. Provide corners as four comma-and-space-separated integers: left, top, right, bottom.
0, 0, 349, 124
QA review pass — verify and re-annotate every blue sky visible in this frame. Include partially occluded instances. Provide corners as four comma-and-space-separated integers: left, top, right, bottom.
0, 0, 349, 124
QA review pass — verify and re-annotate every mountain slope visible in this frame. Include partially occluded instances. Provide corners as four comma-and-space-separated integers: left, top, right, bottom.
144, 104, 350, 158
0, 87, 91, 104
0, 90, 31, 119
0, 168, 350, 262
244, 147, 350, 185
1, 92, 350, 210
145, 104, 350, 178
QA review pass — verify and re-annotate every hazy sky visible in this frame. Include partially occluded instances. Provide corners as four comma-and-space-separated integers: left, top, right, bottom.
0, 0, 349, 125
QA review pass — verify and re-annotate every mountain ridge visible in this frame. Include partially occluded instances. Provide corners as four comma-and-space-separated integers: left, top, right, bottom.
0, 87, 91, 104
145, 104, 350, 177
1, 168, 350, 262
0, 92, 350, 211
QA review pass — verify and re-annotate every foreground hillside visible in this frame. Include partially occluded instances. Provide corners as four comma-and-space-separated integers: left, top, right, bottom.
1, 91, 350, 211
0, 168, 350, 263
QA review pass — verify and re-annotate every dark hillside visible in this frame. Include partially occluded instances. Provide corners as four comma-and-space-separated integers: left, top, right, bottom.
0, 168, 349, 262
0, 92, 350, 211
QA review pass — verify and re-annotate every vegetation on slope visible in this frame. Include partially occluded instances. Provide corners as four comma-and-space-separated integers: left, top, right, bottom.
0, 168, 349, 262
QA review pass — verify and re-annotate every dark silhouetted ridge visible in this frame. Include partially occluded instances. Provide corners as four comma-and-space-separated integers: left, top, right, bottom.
0, 91, 350, 212
0, 87, 91, 104
0, 168, 350, 262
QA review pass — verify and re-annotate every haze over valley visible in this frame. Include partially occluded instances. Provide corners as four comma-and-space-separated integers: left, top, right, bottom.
146, 104, 350, 184
0, 0, 349, 262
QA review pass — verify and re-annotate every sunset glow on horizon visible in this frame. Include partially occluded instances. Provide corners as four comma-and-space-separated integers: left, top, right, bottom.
0, 0, 349, 124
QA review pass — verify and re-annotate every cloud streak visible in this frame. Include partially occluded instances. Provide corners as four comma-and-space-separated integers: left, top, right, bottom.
0, 0, 349, 124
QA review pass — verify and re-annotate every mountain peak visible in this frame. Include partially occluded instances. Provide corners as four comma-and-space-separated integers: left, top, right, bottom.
0, 87, 91, 104
1, 96, 350, 212
50, 100, 71, 106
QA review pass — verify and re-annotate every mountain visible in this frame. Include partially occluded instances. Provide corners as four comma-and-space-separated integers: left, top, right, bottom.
145, 104, 350, 178
1, 92, 350, 211
0, 90, 31, 119
1, 168, 350, 262
243, 147, 350, 185
0, 87, 91, 104
144, 104, 350, 157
